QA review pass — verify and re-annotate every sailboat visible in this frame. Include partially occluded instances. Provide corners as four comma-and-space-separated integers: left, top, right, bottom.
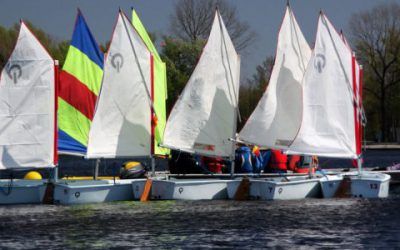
53, 10, 118, 205
54, 10, 160, 205
0, 21, 58, 204
136, 10, 241, 200
305, 14, 391, 198
227, 5, 321, 200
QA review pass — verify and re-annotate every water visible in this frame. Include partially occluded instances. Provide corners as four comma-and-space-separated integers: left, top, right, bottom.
0, 150, 399, 249
1, 195, 400, 249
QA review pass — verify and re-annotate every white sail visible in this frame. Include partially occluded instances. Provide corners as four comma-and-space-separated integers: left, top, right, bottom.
162, 11, 240, 157
287, 14, 357, 159
239, 6, 311, 149
340, 32, 360, 94
0, 22, 56, 169
86, 12, 152, 158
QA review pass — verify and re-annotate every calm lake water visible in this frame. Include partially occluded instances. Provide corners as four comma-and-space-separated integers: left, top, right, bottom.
0, 150, 399, 249
1, 193, 400, 249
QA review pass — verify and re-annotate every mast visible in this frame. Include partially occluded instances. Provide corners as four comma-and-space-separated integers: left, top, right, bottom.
359, 65, 365, 174
217, 10, 240, 175
53, 60, 60, 182
351, 52, 361, 173
150, 55, 156, 176
359, 65, 366, 152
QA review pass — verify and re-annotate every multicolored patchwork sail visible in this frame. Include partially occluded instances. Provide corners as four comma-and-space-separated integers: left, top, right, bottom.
131, 9, 169, 156
58, 10, 104, 155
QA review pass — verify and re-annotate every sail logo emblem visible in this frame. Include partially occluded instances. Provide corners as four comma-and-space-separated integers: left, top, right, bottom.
111, 53, 124, 73
314, 54, 326, 73
6, 64, 22, 84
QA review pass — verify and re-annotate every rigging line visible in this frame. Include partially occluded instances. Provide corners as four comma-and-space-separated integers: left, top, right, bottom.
321, 15, 361, 111
120, 12, 158, 119
217, 12, 241, 123
289, 8, 306, 72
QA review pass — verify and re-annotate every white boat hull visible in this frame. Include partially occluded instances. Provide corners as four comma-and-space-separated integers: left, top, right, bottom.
228, 177, 321, 200
256, 177, 321, 200
141, 179, 231, 200
54, 179, 144, 205
0, 180, 48, 204
319, 174, 343, 198
320, 171, 391, 198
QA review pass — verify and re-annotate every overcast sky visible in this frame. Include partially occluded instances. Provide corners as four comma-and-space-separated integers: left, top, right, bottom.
0, 0, 398, 80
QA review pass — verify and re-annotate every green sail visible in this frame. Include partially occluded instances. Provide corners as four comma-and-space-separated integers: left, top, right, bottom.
132, 9, 169, 156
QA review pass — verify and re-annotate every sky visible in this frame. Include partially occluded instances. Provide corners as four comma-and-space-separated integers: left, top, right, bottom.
0, 0, 399, 81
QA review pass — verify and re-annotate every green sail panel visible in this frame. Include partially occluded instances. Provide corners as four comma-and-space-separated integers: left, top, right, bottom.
132, 9, 169, 156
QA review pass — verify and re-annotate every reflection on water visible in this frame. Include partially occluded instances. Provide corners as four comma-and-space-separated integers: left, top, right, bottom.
0, 194, 400, 249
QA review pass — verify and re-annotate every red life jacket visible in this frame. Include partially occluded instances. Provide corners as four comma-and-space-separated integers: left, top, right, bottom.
294, 156, 317, 174
288, 155, 301, 171
294, 165, 315, 174
203, 156, 224, 173
269, 150, 288, 170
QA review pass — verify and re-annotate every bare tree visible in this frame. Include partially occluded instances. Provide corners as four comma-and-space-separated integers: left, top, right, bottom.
349, 3, 400, 142
170, 0, 256, 51
238, 56, 274, 129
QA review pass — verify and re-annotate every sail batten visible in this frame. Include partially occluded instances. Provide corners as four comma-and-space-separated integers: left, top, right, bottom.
239, 6, 311, 149
162, 11, 240, 158
86, 12, 152, 159
0, 22, 56, 169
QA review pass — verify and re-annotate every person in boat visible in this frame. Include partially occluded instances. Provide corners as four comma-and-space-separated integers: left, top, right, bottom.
288, 155, 318, 174
200, 156, 226, 174
235, 145, 253, 173
265, 149, 288, 173
234, 144, 266, 173
168, 150, 204, 174
251, 146, 266, 173
288, 155, 301, 172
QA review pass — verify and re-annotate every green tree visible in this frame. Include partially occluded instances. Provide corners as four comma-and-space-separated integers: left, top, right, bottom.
0, 21, 68, 70
238, 56, 274, 129
160, 37, 205, 112
0, 25, 18, 69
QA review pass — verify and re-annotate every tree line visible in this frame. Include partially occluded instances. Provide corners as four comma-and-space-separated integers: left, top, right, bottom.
0, 0, 399, 143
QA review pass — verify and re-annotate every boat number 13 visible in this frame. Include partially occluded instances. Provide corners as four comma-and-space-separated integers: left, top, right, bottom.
370, 183, 378, 189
